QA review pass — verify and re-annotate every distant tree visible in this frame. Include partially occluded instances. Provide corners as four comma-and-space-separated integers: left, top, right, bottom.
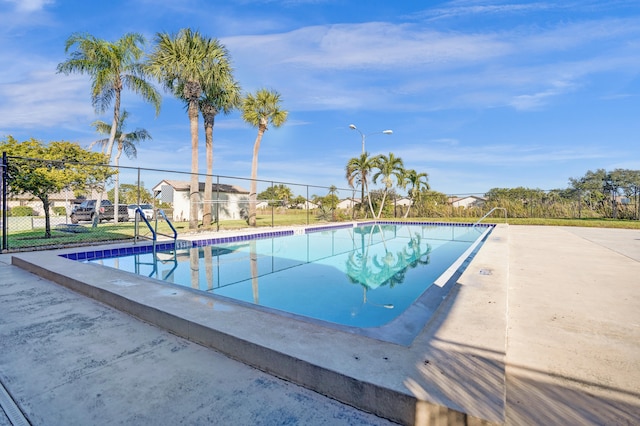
616, 169, 640, 219
1, 136, 113, 237
327, 185, 339, 209
291, 195, 307, 208
401, 169, 429, 218
569, 169, 609, 214
107, 183, 153, 204
368, 188, 398, 218
241, 89, 288, 226
91, 110, 151, 222
258, 184, 292, 207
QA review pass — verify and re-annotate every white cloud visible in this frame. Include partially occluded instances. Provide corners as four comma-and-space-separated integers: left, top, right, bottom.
224, 16, 640, 113
0, 65, 93, 130
2, 0, 53, 12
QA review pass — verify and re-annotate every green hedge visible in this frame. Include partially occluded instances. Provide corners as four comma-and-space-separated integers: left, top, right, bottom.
9, 206, 34, 217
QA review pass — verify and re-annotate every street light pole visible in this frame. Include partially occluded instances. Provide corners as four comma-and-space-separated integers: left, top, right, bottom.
348, 124, 393, 218
349, 124, 393, 154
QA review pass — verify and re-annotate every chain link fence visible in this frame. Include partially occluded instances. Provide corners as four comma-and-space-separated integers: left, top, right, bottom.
2, 154, 639, 252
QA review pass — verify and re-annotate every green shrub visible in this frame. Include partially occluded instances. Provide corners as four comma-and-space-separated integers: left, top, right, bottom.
10, 206, 34, 217
53, 206, 67, 216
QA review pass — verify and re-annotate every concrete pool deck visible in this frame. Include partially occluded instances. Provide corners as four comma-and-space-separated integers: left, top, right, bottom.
1, 224, 639, 424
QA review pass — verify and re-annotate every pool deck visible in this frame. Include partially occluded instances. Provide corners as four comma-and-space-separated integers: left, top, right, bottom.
1, 224, 639, 425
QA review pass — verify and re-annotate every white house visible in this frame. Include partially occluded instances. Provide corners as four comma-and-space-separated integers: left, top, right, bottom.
336, 198, 360, 210
395, 197, 413, 207
294, 200, 319, 210
153, 180, 250, 221
449, 195, 486, 208
255, 200, 270, 210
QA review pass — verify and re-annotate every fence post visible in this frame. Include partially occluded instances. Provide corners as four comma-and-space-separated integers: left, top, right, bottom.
216, 175, 220, 232
2, 152, 7, 251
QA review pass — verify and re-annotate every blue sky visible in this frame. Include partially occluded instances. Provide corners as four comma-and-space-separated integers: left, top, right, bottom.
1, 0, 639, 197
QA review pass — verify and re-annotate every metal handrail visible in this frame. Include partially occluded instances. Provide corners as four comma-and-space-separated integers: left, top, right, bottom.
473, 207, 507, 227
135, 207, 156, 241
156, 209, 177, 241
133, 207, 177, 257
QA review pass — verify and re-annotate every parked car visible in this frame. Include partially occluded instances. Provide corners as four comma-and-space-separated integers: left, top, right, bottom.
128, 204, 154, 220
70, 200, 129, 224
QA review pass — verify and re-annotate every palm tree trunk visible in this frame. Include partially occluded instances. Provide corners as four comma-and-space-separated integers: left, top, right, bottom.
403, 187, 414, 219
377, 190, 388, 219
203, 117, 214, 227
114, 144, 122, 224
104, 90, 121, 164
248, 127, 265, 227
188, 99, 200, 230
361, 182, 365, 218
365, 181, 376, 219
95, 88, 121, 227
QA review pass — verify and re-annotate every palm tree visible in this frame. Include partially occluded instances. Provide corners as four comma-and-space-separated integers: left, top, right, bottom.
200, 77, 241, 227
328, 185, 339, 209
90, 110, 152, 222
241, 89, 288, 226
58, 32, 161, 224
372, 153, 405, 219
147, 28, 233, 229
274, 184, 293, 207
346, 153, 377, 218
402, 169, 429, 218
58, 32, 160, 167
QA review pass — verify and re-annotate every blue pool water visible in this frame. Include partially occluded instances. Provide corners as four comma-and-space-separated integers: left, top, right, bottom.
85, 223, 491, 329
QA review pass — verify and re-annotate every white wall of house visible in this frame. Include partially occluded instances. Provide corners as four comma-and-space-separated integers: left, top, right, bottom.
336, 198, 359, 209
395, 198, 412, 207
154, 181, 249, 221
450, 196, 485, 208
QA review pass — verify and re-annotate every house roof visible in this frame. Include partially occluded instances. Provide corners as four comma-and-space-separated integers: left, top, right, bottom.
153, 179, 249, 194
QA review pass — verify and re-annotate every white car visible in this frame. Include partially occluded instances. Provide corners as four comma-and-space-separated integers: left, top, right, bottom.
128, 204, 154, 220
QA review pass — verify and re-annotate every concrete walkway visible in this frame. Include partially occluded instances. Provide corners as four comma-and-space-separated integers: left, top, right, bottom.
0, 256, 395, 426
1, 225, 639, 425
505, 226, 640, 425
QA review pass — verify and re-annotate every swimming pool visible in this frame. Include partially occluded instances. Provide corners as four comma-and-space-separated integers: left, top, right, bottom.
83, 222, 492, 330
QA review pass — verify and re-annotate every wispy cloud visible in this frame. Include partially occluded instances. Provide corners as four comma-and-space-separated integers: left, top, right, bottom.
0, 64, 93, 131
224, 15, 640, 112
418, 1, 554, 21
1, 0, 54, 13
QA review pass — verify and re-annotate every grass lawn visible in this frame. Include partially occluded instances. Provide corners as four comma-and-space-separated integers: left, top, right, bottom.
4, 213, 640, 251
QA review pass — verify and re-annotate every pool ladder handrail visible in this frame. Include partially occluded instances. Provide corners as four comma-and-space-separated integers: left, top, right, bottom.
134, 207, 178, 251
133, 207, 179, 280
473, 207, 507, 227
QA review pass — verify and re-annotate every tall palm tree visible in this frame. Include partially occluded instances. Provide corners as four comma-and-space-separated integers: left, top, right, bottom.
346, 153, 377, 218
147, 28, 233, 229
91, 110, 152, 222
401, 169, 429, 218
58, 32, 161, 225
372, 153, 405, 219
241, 89, 288, 226
200, 78, 241, 227
58, 32, 160, 167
